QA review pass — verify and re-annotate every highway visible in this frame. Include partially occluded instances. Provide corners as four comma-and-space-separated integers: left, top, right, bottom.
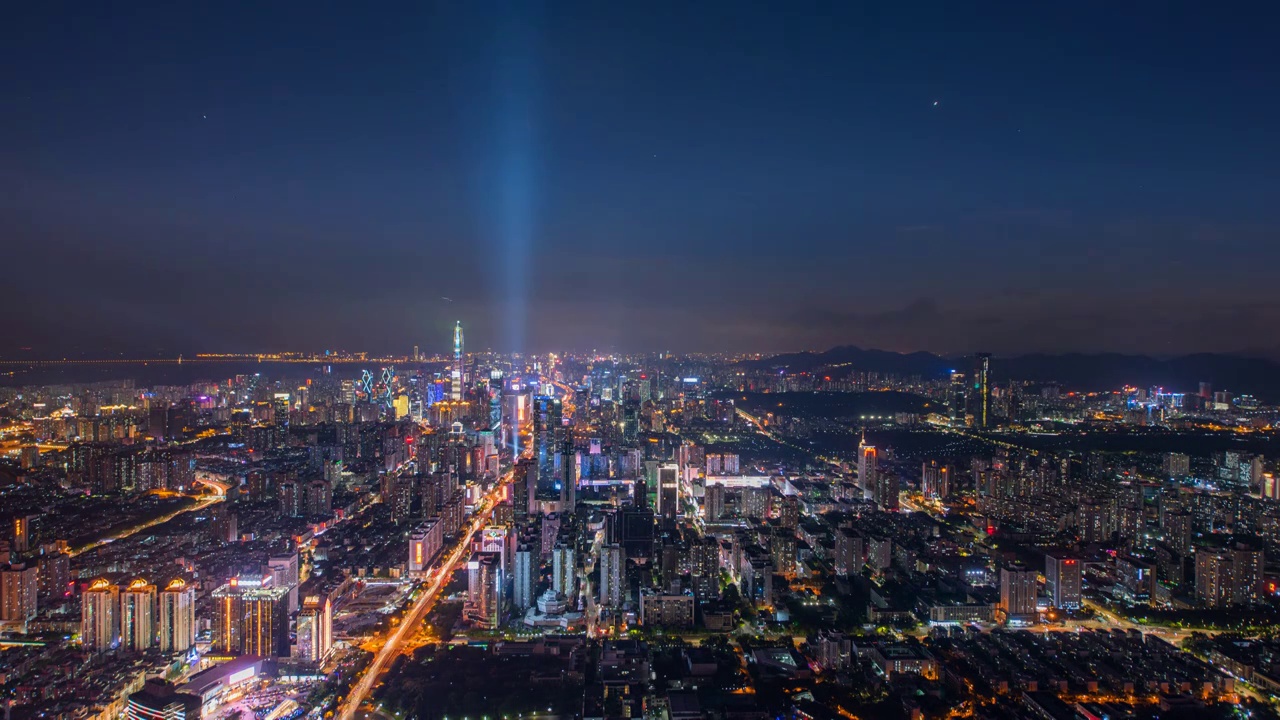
336, 473, 510, 720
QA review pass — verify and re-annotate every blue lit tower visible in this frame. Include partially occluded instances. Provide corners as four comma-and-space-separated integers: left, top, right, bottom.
451, 321, 465, 401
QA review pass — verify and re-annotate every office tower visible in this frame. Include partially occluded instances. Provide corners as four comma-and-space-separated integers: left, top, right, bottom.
704, 483, 726, 521
657, 463, 680, 519
465, 552, 502, 629
82, 579, 121, 651
451, 321, 465, 400
478, 525, 517, 579
513, 543, 536, 611
12, 516, 30, 554
296, 594, 333, 664
513, 457, 536, 521
1044, 554, 1081, 610
533, 396, 564, 499
552, 543, 576, 599
121, 579, 157, 652
560, 440, 577, 510
158, 579, 196, 654
408, 520, 443, 576
948, 371, 967, 425
972, 353, 992, 429
413, 344, 420, 362
1196, 542, 1265, 608
0, 562, 38, 624
633, 474, 649, 511
599, 543, 624, 608
126, 679, 202, 720
999, 563, 1037, 620
212, 576, 291, 657
857, 436, 877, 501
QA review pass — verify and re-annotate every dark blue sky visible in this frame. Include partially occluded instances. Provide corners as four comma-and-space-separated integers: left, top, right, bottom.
3, 2, 1279, 357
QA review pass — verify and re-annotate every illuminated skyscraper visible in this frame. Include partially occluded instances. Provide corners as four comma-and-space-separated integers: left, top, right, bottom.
296, 594, 333, 664
999, 563, 1037, 620
82, 579, 120, 652
465, 552, 503, 629
972, 353, 992, 429
451, 321, 465, 401
212, 575, 291, 657
158, 579, 195, 654
121, 579, 157, 652
1045, 554, 1081, 610
552, 542, 576, 600
857, 435, 877, 501
657, 463, 680, 519
533, 396, 563, 500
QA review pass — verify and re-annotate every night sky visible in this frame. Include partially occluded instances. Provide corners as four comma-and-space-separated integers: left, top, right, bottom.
4, 3, 1279, 358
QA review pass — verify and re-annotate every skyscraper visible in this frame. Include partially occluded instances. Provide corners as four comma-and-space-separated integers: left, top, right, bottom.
296, 594, 333, 664
560, 440, 577, 511
999, 563, 1037, 620
704, 483, 726, 521
158, 579, 195, 654
121, 578, 157, 652
533, 396, 563, 501
82, 579, 120, 652
972, 353, 992, 429
1044, 554, 1081, 610
857, 435, 877, 501
451, 321, 465, 401
213, 575, 291, 657
657, 463, 680, 519
513, 543, 535, 611
599, 543, 624, 608
465, 552, 503, 629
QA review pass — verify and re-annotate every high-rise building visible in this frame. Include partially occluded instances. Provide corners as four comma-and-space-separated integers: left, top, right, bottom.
999, 564, 1037, 620
858, 437, 877, 501
533, 396, 563, 501
513, 457, 536, 521
834, 528, 864, 576
267, 552, 301, 613
409, 520, 444, 576
82, 579, 121, 652
972, 353, 992, 429
921, 461, 952, 500
121, 579, 157, 652
1163, 453, 1191, 479
874, 472, 899, 511
778, 495, 800, 529
639, 590, 695, 629
212, 575, 291, 657
1196, 542, 1265, 608
296, 594, 333, 664
704, 483, 725, 521
158, 579, 196, 654
0, 562, 38, 625
948, 371, 967, 425
599, 543, 624, 608
513, 543, 535, 611
37, 551, 69, 604
451, 321, 465, 401
552, 543, 576, 600
1044, 554, 1081, 610
465, 552, 503, 629
560, 440, 577, 510
657, 463, 680, 519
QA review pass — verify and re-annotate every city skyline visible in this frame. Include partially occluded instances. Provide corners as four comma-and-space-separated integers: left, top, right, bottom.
5, 3, 1280, 356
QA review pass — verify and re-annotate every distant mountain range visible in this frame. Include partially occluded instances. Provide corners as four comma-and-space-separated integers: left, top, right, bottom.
743, 345, 1280, 400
